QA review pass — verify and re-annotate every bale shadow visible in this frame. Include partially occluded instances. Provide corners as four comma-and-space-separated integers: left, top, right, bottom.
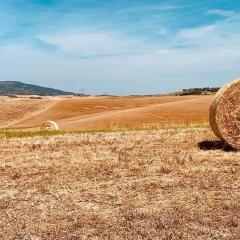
198, 140, 237, 152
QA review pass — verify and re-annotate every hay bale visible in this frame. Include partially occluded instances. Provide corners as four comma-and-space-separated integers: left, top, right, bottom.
209, 79, 240, 149
41, 121, 59, 131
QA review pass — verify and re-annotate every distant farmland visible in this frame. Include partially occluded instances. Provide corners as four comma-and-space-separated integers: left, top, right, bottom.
0, 95, 212, 131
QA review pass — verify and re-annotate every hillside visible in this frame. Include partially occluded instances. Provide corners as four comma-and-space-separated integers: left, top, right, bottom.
0, 95, 212, 131
0, 81, 73, 96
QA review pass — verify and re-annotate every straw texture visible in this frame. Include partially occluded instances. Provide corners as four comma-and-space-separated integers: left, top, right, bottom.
41, 121, 59, 131
209, 79, 240, 149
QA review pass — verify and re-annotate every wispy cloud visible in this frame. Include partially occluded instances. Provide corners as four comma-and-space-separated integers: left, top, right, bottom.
171, 14, 240, 49
0, 0, 240, 94
114, 2, 205, 14
206, 9, 236, 17
37, 31, 152, 58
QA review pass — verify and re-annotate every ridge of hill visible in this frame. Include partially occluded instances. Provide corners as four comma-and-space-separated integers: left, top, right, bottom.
0, 81, 73, 96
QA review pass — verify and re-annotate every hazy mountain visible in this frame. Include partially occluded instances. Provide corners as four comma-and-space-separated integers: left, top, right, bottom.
0, 81, 73, 96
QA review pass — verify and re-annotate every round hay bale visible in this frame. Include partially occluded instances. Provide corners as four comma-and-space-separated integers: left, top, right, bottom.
41, 121, 59, 131
209, 79, 240, 149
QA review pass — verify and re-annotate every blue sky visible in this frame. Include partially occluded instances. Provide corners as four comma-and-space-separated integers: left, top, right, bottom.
0, 0, 240, 94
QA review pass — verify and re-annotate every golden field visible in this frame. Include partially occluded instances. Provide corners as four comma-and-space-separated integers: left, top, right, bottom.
1, 95, 239, 239
0, 95, 212, 131
0, 128, 240, 239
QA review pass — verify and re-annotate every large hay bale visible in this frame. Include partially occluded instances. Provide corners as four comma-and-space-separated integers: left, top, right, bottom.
209, 79, 240, 149
41, 121, 59, 131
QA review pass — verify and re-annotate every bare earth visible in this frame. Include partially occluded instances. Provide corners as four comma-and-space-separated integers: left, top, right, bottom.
0, 95, 212, 131
1, 128, 240, 239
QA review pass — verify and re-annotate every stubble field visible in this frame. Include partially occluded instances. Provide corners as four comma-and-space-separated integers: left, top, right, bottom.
1, 128, 240, 239
1, 95, 239, 239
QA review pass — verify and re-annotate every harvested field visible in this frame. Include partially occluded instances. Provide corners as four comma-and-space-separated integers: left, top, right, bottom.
0, 128, 240, 239
0, 97, 55, 128
0, 95, 212, 131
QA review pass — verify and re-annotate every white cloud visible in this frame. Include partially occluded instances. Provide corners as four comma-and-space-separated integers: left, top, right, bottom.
1, 9, 240, 94
116, 2, 205, 15
170, 14, 240, 49
37, 31, 151, 57
0, 36, 240, 95
206, 9, 235, 17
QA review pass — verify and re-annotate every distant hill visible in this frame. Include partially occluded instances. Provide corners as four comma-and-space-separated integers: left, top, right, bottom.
0, 81, 73, 96
163, 87, 220, 96
179, 87, 220, 96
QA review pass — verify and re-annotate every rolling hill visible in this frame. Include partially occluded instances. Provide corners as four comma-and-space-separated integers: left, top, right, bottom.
0, 95, 213, 130
0, 81, 73, 96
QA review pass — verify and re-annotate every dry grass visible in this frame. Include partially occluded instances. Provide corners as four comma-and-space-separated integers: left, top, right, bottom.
0, 121, 209, 138
1, 128, 240, 239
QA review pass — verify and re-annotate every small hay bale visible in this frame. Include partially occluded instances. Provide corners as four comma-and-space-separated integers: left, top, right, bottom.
41, 121, 59, 131
209, 79, 240, 149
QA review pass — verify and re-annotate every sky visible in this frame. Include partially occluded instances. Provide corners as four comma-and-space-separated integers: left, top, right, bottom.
0, 0, 240, 95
